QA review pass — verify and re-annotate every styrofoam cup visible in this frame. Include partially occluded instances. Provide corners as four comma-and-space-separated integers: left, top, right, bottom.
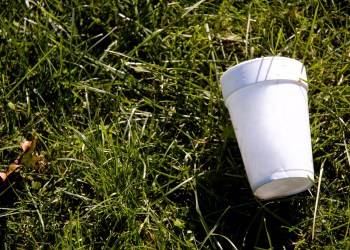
220, 56, 314, 200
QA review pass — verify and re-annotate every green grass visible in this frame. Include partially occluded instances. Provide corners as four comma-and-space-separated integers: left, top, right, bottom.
1, 0, 350, 249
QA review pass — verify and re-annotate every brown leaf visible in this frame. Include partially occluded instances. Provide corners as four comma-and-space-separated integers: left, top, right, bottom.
20, 140, 33, 152
0, 172, 7, 182
17, 138, 39, 168
2, 137, 44, 182
7, 164, 21, 175
0, 164, 21, 182
20, 137, 37, 154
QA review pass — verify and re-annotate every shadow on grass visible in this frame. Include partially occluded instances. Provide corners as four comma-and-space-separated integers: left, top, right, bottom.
0, 173, 23, 250
188, 140, 312, 249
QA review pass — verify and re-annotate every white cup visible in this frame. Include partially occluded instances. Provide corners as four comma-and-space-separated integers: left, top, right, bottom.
220, 56, 314, 200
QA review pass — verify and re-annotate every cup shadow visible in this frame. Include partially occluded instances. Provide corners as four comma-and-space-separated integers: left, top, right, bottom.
188, 137, 311, 249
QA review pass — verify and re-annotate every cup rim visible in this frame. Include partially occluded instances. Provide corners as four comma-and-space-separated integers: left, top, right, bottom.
220, 56, 308, 101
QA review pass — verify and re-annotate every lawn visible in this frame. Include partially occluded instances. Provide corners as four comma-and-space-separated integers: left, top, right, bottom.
1, 0, 350, 249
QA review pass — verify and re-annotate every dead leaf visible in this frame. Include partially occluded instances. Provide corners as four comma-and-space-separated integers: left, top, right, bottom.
0, 172, 6, 181
18, 137, 38, 166
1, 137, 44, 182
0, 164, 21, 182
20, 139, 34, 152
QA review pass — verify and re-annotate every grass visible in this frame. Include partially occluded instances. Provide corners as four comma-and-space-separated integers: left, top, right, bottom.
0, 0, 350, 249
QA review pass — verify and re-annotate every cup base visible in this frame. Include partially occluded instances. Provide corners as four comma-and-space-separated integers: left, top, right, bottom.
254, 177, 313, 200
